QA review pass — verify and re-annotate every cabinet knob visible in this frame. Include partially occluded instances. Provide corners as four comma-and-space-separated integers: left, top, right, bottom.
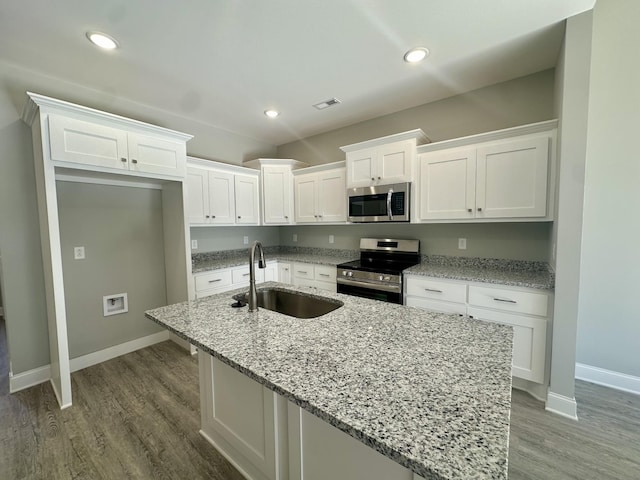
284, 215, 288, 219
477, 207, 483, 212
377, 176, 381, 180
212, 215, 216, 218
467, 209, 472, 212
131, 159, 138, 164
237, 216, 241, 219
120, 157, 127, 163
205, 215, 210, 218
371, 177, 375, 181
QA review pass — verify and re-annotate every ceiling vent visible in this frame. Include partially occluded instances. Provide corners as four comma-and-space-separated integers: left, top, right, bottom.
313, 98, 341, 110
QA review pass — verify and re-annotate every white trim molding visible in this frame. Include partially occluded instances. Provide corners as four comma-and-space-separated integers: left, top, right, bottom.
9, 331, 170, 393
545, 391, 578, 420
576, 363, 640, 396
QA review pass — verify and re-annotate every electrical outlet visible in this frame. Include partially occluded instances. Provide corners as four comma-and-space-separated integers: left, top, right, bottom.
293, 234, 298, 242
73, 246, 85, 260
191, 239, 198, 250
329, 235, 335, 244
458, 238, 467, 250
243, 236, 249, 245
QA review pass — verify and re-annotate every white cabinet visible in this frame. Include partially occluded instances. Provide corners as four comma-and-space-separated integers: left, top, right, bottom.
405, 274, 551, 384
293, 163, 347, 224
340, 130, 429, 188
194, 262, 276, 299
416, 121, 557, 222
187, 158, 259, 226
292, 263, 337, 292
278, 262, 292, 284
48, 114, 186, 178
199, 353, 287, 480
243, 159, 308, 225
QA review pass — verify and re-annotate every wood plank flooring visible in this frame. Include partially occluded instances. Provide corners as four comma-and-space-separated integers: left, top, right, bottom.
1, 316, 639, 479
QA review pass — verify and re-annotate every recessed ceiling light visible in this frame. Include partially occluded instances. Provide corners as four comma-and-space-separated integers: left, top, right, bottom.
86, 32, 119, 50
264, 109, 280, 118
403, 47, 429, 63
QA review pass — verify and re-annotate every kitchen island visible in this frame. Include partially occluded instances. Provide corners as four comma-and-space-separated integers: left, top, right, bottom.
145, 283, 513, 480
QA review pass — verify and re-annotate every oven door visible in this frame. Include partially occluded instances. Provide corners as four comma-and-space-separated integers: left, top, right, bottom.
347, 182, 410, 222
336, 278, 403, 304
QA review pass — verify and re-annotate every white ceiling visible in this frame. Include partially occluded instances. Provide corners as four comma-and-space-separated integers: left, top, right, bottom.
0, 0, 595, 146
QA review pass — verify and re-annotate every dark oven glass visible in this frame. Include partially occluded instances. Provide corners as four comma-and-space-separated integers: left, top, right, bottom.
337, 283, 402, 304
348, 191, 406, 217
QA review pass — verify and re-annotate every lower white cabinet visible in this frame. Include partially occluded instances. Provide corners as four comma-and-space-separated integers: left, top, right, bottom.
278, 262, 292, 284
198, 351, 425, 480
292, 262, 337, 292
199, 353, 288, 480
194, 262, 277, 299
405, 275, 551, 384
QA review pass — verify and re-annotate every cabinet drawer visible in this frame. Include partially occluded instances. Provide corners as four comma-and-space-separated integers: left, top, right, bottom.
293, 263, 314, 279
468, 285, 548, 317
195, 270, 233, 292
405, 276, 467, 304
314, 265, 336, 283
232, 266, 264, 285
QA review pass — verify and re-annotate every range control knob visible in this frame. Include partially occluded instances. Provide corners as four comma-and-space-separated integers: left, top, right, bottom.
342, 270, 348, 276
347, 271, 353, 277
379, 275, 384, 281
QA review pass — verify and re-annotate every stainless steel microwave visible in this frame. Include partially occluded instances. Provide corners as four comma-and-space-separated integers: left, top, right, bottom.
347, 182, 410, 222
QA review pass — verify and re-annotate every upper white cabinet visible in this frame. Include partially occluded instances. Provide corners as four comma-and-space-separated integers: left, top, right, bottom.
187, 158, 259, 226
48, 114, 186, 178
340, 129, 430, 188
416, 120, 557, 222
293, 162, 347, 223
243, 158, 308, 225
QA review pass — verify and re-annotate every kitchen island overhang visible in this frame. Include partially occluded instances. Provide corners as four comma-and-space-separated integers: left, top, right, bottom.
145, 282, 513, 480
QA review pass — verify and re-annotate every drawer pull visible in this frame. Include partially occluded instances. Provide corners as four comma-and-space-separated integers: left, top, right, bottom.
319, 273, 330, 277
424, 288, 443, 293
297, 270, 308, 274
493, 297, 517, 304
208, 279, 222, 283
242, 273, 250, 277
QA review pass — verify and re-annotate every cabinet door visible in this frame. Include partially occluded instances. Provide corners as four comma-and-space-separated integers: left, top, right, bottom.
418, 148, 476, 220
346, 147, 377, 188
377, 140, 413, 184
317, 169, 346, 223
264, 263, 278, 282
206, 170, 236, 224
294, 174, 318, 223
278, 262, 292, 284
476, 136, 549, 218
235, 174, 260, 224
186, 167, 210, 224
127, 133, 185, 177
48, 114, 129, 170
263, 166, 292, 224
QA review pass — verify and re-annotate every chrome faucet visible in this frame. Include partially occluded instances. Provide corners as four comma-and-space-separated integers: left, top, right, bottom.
248, 240, 266, 312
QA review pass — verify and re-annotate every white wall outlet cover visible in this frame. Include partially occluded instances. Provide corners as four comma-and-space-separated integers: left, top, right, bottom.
329, 235, 335, 244
73, 246, 85, 260
458, 238, 467, 250
293, 234, 298, 242
243, 236, 249, 245
191, 239, 198, 250
103, 293, 128, 316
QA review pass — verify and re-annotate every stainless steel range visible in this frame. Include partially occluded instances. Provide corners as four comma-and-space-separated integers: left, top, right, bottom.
336, 238, 420, 304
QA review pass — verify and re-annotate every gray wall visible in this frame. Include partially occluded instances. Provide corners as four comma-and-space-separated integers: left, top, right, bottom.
56, 182, 166, 358
279, 223, 551, 261
0, 119, 50, 374
277, 69, 555, 165
190, 226, 280, 253
576, 0, 640, 377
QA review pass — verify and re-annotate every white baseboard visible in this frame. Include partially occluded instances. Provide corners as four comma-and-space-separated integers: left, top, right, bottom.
9, 364, 51, 393
9, 330, 170, 393
575, 362, 640, 396
545, 391, 578, 420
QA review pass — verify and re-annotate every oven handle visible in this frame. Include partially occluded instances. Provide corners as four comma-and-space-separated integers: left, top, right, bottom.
337, 277, 401, 293
387, 188, 393, 221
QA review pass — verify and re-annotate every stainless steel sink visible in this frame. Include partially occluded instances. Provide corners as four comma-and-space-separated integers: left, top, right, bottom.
234, 288, 343, 318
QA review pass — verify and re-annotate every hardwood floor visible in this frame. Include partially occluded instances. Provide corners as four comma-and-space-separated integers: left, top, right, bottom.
1, 317, 639, 479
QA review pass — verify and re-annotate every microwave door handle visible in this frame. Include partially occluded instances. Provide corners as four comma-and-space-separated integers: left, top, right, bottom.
387, 189, 393, 221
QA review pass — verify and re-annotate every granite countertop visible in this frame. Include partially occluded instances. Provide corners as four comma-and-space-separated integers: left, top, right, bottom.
405, 256, 555, 290
145, 282, 513, 479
